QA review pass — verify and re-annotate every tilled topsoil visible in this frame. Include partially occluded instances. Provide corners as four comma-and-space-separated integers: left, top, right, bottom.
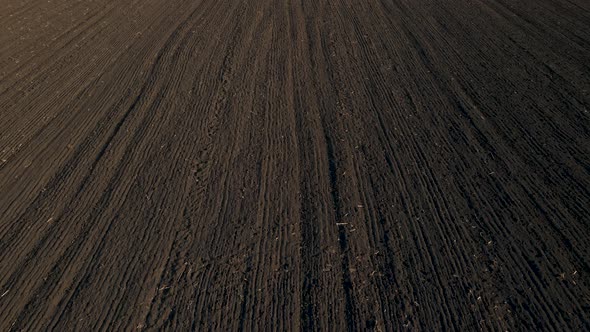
0, 0, 589, 330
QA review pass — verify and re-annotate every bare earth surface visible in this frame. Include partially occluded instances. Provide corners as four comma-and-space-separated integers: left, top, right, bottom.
1, 0, 589, 330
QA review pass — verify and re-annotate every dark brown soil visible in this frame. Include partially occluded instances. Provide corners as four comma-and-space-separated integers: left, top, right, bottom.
1, 0, 589, 330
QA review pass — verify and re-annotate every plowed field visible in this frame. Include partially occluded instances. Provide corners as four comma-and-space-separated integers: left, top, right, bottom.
1, 0, 589, 330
